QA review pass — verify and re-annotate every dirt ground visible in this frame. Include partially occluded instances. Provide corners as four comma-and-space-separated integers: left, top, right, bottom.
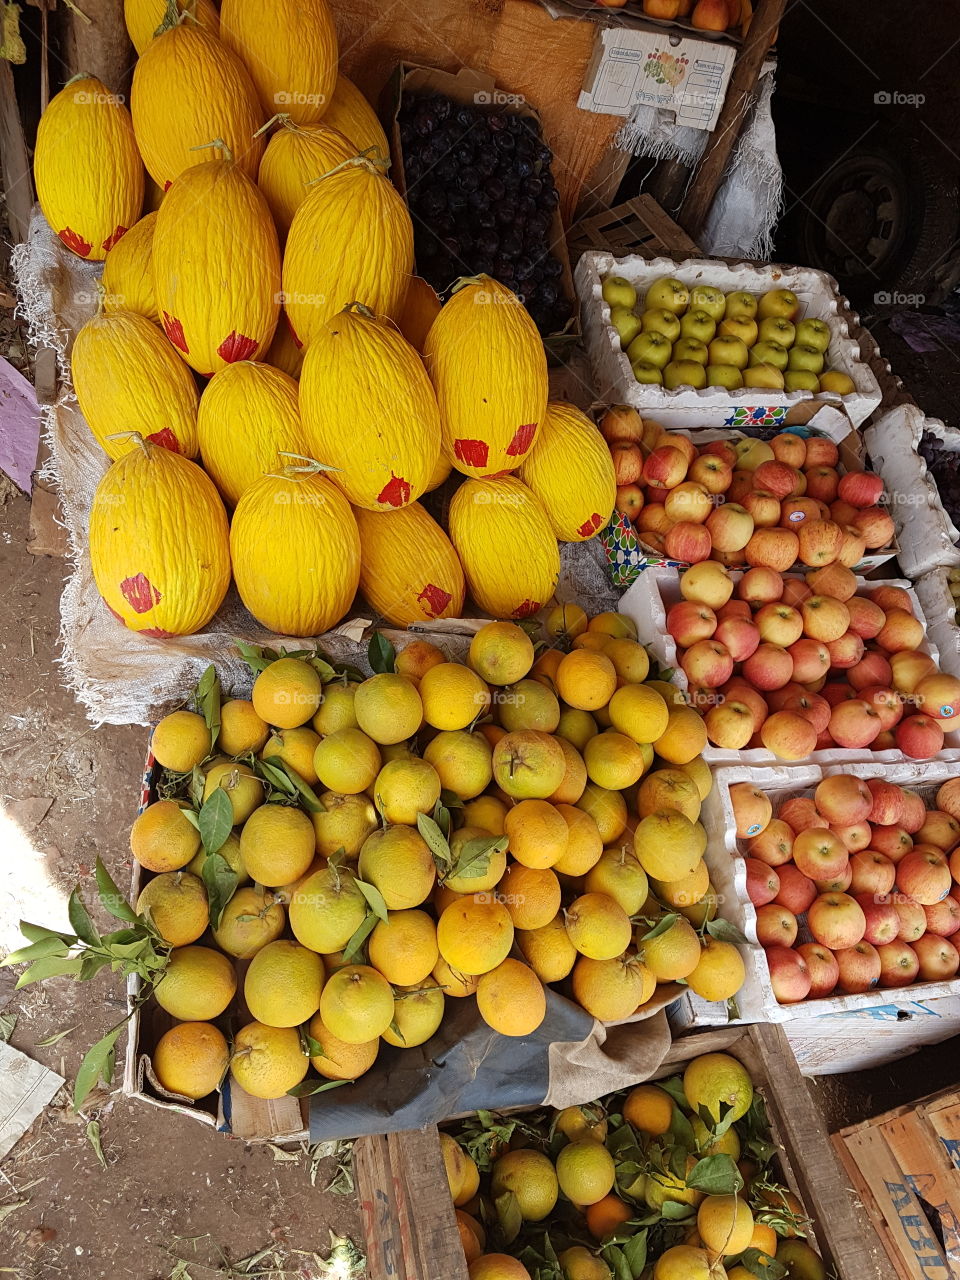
0, 487, 364, 1278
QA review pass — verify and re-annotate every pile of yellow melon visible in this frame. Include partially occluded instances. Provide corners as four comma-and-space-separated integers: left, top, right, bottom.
34, 0, 617, 640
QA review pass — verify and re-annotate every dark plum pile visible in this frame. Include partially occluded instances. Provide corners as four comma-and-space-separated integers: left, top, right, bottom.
919, 436, 960, 531
397, 91, 573, 338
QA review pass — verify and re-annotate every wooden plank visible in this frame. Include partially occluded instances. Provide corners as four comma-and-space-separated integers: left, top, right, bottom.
28, 349, 68, 558
879, 1112, 960, 1279
569, 194, 702, 258
833, 1134, 918, 1280
924, 1095, 960, 1175
678, 0, 788, 240
0, 59, 33, 243
60, 0, 132, 94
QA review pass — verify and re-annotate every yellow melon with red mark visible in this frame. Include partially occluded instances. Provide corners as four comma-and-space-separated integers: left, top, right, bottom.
448, 476, 559, 619
299, 306, 440, 510
353, 502, 465, 627
89, 439, 231, 636
520, 402, 617, 541
71, 308, 200, 459
153, 156, 280, 376
34, 75, 144, 261
220, 0, 338, 126
422, 276, 548, 479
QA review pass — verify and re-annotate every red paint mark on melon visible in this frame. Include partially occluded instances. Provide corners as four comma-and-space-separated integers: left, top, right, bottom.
454, 438, 489, 468
416, 583, 452, 617
58, 227, 92, 257
104, 600, 123, 622
506, 422, 537, 456
287, 316, 303, 349
146, 427, 181, 453
120, 572, 161, 614
218, 331, 259, 363
141, 626, 174, 638
576, 512, 604, 537
102, 224, 128, 252
163, 312, 189, 354
377, 473, 411, 508
513, 599, 541, 619
163, 180, 172, 192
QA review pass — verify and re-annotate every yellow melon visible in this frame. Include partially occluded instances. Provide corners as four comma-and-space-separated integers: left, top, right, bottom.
101, 211, 158, 323
197, 361, 305, 507
90, 437, 230, 635
423, 276, 547, 478
71, 307, 200, 459
322, 74, 389, 156
257, 119, 355, 241
520, 402, 617, 541
130, 18, 264, 188
124, 0, 219, 54
282, 158, 413, 350
265, 312, 304, 380
220, 0, 338, 125
449, 476, 559, 619
34, 75, 144, 262
230, 469, 360, 636
353, 502, 465, 627
299, 306, 440, 509
398, 276, 442, 354
153, 155, 280, 376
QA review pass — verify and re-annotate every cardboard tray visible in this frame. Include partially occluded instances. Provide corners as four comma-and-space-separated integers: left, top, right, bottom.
863, 403, 960, 580
575, 250, 883, 427
695, 760, 960, 1026
619, 566, 960, 768
382, 62, 579, 356
354, 1022, 895, 1280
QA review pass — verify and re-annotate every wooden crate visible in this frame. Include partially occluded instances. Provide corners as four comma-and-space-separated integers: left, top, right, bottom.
354, 1022, 893, 1280
568, 194, 702, 261
833, 1087, 960, 1280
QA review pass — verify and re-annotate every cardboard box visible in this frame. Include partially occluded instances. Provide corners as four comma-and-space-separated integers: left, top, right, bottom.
382, 61, 579, 356
782, 999, 960, 1076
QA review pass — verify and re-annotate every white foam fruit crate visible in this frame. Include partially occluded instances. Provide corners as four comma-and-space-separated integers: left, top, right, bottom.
694, 760, 960, 1025
619, 566, 960, 768
863, 403, 960, 579
915, 567, 960, 680
575, 250, 883, 428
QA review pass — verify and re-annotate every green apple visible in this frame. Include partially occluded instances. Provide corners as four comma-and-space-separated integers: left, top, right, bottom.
718, 315, 759, 347
787, 343, 824, 374
757, 288, 799, 321
610, 306, 642, 348
724, 290, 758, 320
640, 308, 682, 343
736, 438, 775, 468
627, 330, 673, 369
742, 364, 785, 390
819, 370, 856, 395
784, 370, 820, 393
708, 335, 749, 370
679, 308, 717, 344
706, 364, 744, 390
644, 276, 689, 314
632, 360, 664, 385
673, 336, 709, 365
690, 285, 726, 321
795, 317, 831, 352
758, 316, 795, 347
602, 275, 637, 310
663, 360, 707, 390
749, 340, 789, 371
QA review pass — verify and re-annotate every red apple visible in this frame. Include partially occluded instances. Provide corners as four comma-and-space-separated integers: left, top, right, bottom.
877, 940, 921, 988
760, 711, 818, 761
838, 525, 868, 569
780, 498, 822, 529
826, 631, 865, 670
720, 679, 768, 731
742, 644, 794, 692
714, 616, 761, 663
680, 561, 736, 608
815, 864, 853, 893
642, 444, 688, 489
876, 609, 925, 654
600, 406, 644, 445
837, 470, 885, 508
805, 437, 840, 468
681, 640, 734, 689
797, 519, 844, 568
729, 782, 773, 838
804, 466, 840, 503
890, 651, 938, 694
742, 490, 782, 529
746, 857, 780, 906
782, 579, 814, 609
938, 779, 960, 822
747, 818, 794, 867
829, 699, 883, 749
737, 567, 784, 605
865, 778, 905, 826
814, 774, 872, 825
771, 434, 807, 468
706, 503, 755, 553
788, 637, 831, 684
781, 691, 831, 734
755, 902, 799, 948
868, 584, 913, 613
616, 485, 646, 522
766, 945, 812, 1004
870, 825, 913, 862
690, 454, 734, 495
853, 505, 895, 550
665, 522, 713, 564
830, 499, 860, 527
845, 598, 887, 642
705, 699, 755, 750
874, 730, 897, 751
913, 932, 960, 981
801, 596, 851, 643
900, 792, 928, 835
797, 942, 840, 998
835, 941, 882, 994
893, 897, 927, 942
897, 849, 953, 905
728, 469, 755, 504
849, 851, 897, 898
611, 441, 645, 486
793, 828, 849, 880
822, 682, 857, 707
755, 603, 804, 647
808, 891, 866, 949
849, 653, 895, 697
667, 601, 718, 647
915, 673, 960, 721
895, 715, 945, 760
780, 795, 823, 835
915, 810, 960, 852
853, 892, 900, 945
745, 528, 801, 573
805, 563, 858, 602
754, 460, 803, 500
637, 504, 671, 536
701, 439, 739, 468
923, 893, 960, 938
717, 599, 752, 622
831, 821, 872, 853
774, 863, 818, 915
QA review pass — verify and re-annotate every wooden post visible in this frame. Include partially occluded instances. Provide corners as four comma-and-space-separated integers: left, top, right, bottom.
677, 0, 787, 242
0, 60, 33, 242
60, 0, 133, 96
